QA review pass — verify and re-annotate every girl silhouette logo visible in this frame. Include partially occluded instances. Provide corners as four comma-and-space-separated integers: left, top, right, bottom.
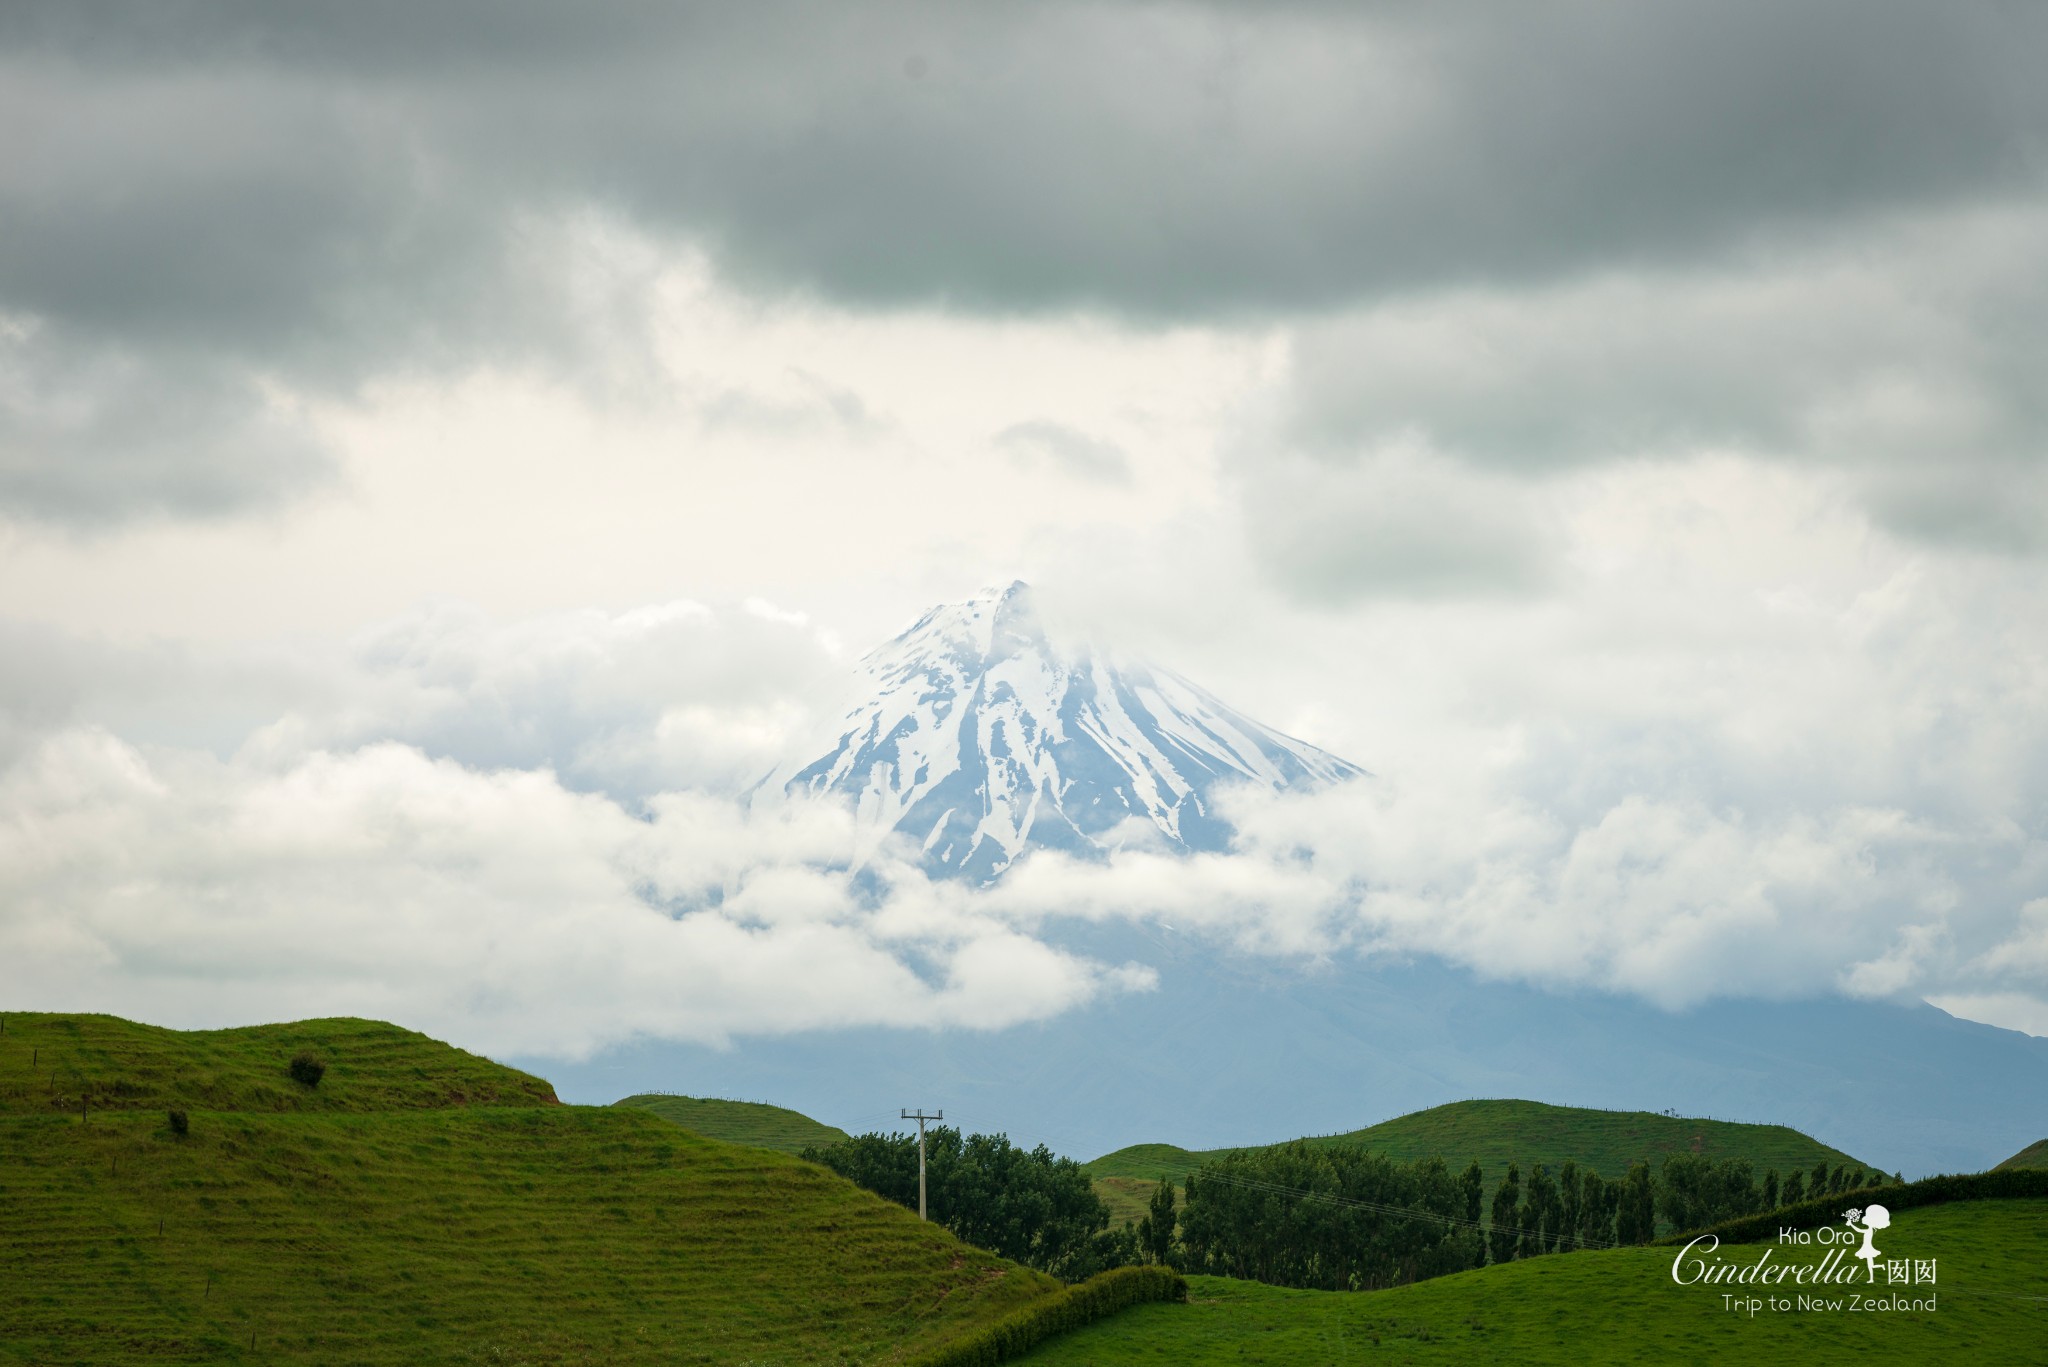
1844, 1204, 1890, 1281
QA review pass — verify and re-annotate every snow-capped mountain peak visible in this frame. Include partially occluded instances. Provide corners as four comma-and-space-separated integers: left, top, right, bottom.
780, 581, 1362, 880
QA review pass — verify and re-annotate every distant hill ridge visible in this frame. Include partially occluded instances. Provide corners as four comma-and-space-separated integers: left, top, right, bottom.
1086, 1098, 1885, 1187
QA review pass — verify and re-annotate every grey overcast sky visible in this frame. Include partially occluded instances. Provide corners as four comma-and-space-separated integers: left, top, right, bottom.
3, 2, 2047, 1054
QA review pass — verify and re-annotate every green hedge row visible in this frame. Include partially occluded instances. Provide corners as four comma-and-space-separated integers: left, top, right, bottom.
906, 1265, 1187, 1367
1664, 1167, 2048, 1246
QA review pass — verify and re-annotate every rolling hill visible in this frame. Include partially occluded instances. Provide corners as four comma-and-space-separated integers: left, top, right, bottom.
1087, 1099, 1887, 1227
0, 1012, 1063, 1365
613, 1091, 851, 1153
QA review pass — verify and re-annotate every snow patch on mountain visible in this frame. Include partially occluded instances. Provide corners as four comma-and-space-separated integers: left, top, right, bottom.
775, 581, 1362, 880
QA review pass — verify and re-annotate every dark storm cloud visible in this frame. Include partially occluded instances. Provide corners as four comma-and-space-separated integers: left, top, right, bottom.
1262, 201, 2048, 572
17, 2, 2045, 309
0, 327, 334, 523
4, 1, 2045, 524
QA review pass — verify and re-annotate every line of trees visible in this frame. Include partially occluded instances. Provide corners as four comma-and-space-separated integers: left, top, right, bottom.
1174, 1144, 1484, 1290
1142, 1147, 1894, 1293
805, 1126, 1895, 1292
1660, 1154, 1884, 1232
801, 1128, 1135, 1281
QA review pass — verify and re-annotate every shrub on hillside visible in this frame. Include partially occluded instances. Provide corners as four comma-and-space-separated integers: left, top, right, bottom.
907, 1265, 1186, 1367
167, 1109, 189, 1137
288, 1051, 326, 1088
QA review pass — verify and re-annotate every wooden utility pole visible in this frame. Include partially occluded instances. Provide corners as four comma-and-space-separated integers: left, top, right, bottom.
900, 1108, 943, 1221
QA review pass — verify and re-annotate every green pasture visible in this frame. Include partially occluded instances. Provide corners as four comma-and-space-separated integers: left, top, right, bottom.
1018, 1197, 2048, 1365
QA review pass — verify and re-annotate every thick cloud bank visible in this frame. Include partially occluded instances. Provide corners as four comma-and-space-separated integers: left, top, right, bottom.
2, 3, 2044, 1052
0, 727, 1153, 1057
2, 563, 2044, 1054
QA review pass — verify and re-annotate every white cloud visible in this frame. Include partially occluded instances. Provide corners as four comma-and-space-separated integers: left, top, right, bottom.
3, 445, 2045, 1048
239, 595, 847, 800
0, 729, 1151, 1057
963, 777, 2037, 1015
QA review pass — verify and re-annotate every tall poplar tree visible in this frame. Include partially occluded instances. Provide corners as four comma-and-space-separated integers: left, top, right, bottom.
1460, 1161, 1485, 1229
1137, 1178, 1176, 1265
1556, 1160, 1582, 1251
1520, 1164, 1558, 1259
1615, 1162, 1655, 1244
1489, 1164, 1521, 1265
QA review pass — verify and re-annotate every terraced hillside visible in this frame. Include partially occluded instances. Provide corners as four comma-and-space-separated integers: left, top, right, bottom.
0, 1012, 1059, 1365
0, 1012, 559, 1112
615, 1092, 850, 1154
1018, 1196, 2048, 1365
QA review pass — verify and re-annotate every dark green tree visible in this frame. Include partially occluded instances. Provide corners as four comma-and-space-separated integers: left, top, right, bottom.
1459, 1161, 1484, 1228
803, 1126, 1120, 1280
1556, 1160, 1582, 1252
1520, 1164, 1559, 1258
1615, 1162, 1655, 1245
1762, 1170, 1780, 1209
1581, 1172, 1617, 1247
1781, 1170, 1806, 1205
1661, 1154, 1760, 1233
1489, 1164, 1521, 1265
1176, 1142, 1479, 1291
1136, 1178, 1177, 1265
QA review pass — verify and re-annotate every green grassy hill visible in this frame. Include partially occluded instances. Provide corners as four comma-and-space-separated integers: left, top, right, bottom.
0, 1012, 1060, 1365
1994, 1137, 2048, 1170
1087, 1099, 1885, 1230
614, 1092, 850, 1154
1017, 1196, 2048, 1365
1090, 1099, 1882, 1187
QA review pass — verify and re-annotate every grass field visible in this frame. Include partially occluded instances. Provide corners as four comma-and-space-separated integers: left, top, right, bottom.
1016, 1197, 2048, 1365
0, 1012, 1060, 1365
1087, 1099, 1884, 1188
614, 1092, 851, 1154
1996, 1138, 2048, 1171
